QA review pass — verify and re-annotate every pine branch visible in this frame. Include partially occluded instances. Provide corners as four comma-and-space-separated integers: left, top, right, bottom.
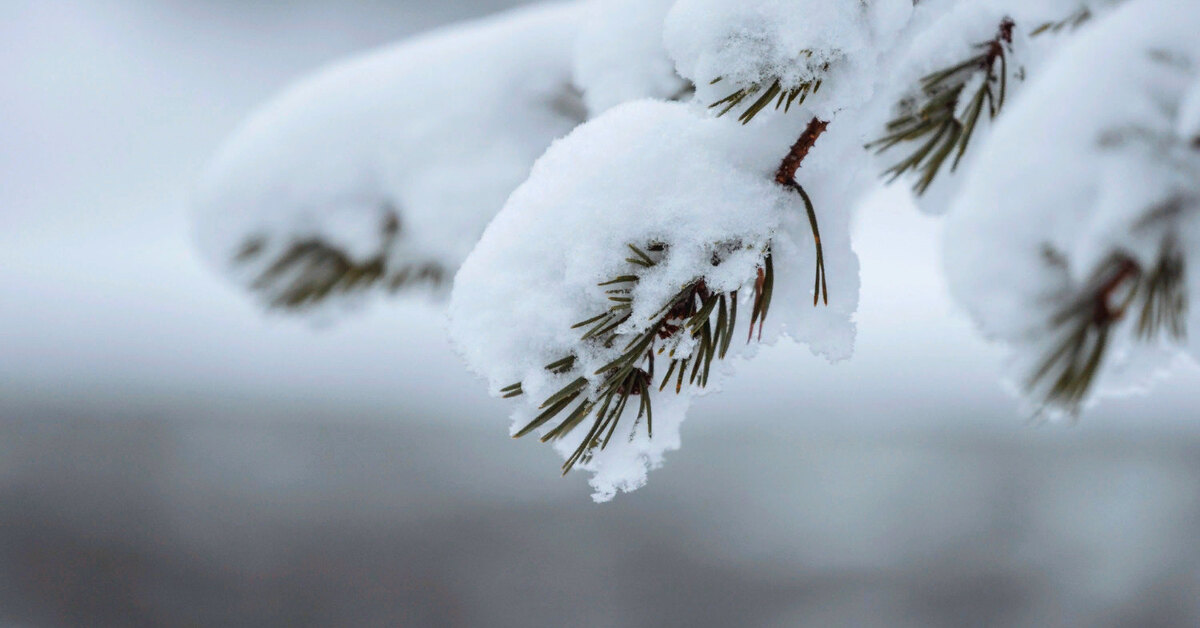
504, 242, 774, 474
708, 52, 829, 124
234, 213, 444, 310
776, 117, 830, 306
709, 76, 825, 124
508, 115, 833, 474
1135, 244, 1188, 341
869, 18, 1016, 195
1031, 6, 1092, 37
1028, 243, 1187, 413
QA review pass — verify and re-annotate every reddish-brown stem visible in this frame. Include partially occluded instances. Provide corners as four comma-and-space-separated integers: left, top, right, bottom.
775, 118, 829, 186
982, 18, 1015, 71
776, 117, 830, 306
1095, 258, 1141, 323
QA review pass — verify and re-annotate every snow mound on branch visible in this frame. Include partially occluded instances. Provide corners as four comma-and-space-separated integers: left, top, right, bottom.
665, 0, 912, 118
865, 0, 1015, 215
192, 1, 586, 315
944, 0, 1200, 414
862, 0, 1127, 215
572, 0, 687, 115
449, 100, 821, 501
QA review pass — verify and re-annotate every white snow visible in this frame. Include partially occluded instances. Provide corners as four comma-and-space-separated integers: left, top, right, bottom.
665, 0, 913, 119
861, 0, 1131, 214
449, 100, 793, 499
455, 0, 1156, 497
944, 0, 1200, 414
572, 0, 687, 115
192, 1, 587, 314
176, 0, 1200, 498
449, 92, 874, 499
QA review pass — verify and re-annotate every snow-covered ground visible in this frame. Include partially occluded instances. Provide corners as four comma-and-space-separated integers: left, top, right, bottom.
3, 1, 1200, 625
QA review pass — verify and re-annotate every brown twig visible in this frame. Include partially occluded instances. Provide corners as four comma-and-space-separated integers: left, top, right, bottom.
775, 118, 829, 186
775, 117, 830, 305
869, 17, 1015, 195
1029, 254, 1142, 411
1093, 257, 1140, 324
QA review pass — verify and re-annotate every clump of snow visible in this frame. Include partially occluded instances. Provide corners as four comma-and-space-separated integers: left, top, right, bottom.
192, 1, 587, 315
572, 0, 688, 115
665, 0, 913, 118
864, 0, 1131, 215
863, 0, 1016, 214
944, 0, 1200, 414
189, 0, 1200, 494
768, 113, 867, 361
449, 100, 861, 500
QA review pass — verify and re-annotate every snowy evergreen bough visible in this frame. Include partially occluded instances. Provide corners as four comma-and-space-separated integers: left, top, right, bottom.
945, 0, 1200, 417
192, 2, 587, 313
869, 17, 1016, 195
195, 0, 1200, 500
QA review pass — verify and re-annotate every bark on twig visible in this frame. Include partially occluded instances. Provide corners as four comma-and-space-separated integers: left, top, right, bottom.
776, 117, 830, 305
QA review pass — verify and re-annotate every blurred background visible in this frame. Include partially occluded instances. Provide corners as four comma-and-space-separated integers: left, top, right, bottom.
4, 1, 1200, 625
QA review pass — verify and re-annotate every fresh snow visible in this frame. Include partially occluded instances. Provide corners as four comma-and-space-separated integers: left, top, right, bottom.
572, 0, 687, 115
450, 100, 799, 500
192, 1, 587, 315
188, 0, 1200, 499
944, 0, 1200, 414
665, 0, 914, 120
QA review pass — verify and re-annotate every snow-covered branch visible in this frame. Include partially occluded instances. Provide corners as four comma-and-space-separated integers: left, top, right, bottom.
192, 2, 587, 315
195, 0, 1200, 499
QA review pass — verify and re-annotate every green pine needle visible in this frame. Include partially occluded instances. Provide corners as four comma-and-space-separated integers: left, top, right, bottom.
1028, 246, 1187, 414
505, 242, 775, 474
1030, 6, 1092, 37
868, 18, 1016, 195
239, 237, 443, 310
232, 212, 443, 310
708, 56, 828, 124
